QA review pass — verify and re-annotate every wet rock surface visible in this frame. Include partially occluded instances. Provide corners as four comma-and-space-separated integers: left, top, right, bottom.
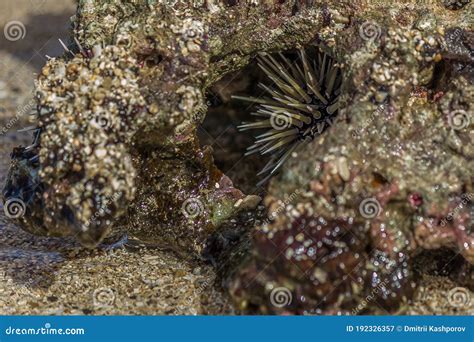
0, 0, 233, 315
1, 0, 473, 315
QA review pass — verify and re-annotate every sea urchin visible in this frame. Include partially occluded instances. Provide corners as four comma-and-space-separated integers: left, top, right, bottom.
234, 47, 342, 185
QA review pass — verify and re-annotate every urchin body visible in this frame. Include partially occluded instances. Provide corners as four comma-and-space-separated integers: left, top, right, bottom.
235, 47, 342, 185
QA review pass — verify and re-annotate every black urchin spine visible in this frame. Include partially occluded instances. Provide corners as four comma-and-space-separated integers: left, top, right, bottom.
234, 47, 342, 186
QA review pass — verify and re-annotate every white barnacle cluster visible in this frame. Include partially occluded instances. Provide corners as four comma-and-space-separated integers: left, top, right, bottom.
34, 44, 147, 243
172, 18, 206, 55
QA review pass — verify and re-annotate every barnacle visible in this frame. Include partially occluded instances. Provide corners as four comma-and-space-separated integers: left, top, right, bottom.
1, 0, 473, 316
2, 39, 146, 246
234, 46, 342, 185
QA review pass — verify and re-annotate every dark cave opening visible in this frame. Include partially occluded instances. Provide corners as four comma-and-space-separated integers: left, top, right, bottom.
198, 45, 343, 196
197, 61, 269, 196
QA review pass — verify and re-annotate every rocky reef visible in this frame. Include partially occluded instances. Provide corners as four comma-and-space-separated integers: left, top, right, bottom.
2, 0, 473, 314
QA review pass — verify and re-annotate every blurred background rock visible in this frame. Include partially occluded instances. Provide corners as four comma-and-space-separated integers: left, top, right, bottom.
0, 0, 233, 315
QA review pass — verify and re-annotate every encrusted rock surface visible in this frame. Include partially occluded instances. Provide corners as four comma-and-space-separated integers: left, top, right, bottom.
216, 1, 473, 314
2, 0, 473, 314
